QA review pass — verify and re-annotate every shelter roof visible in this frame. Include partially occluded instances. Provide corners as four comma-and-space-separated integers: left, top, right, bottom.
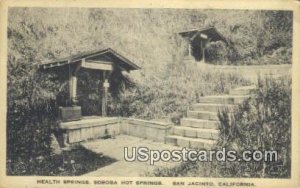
178, 27, 227, 44
40, 47, 141, 71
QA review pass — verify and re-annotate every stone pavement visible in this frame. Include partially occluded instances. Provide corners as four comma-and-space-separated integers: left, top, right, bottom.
81, 135, 182, 176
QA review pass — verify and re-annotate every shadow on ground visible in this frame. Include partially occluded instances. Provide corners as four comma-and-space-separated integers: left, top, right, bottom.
7, 145, 118, 176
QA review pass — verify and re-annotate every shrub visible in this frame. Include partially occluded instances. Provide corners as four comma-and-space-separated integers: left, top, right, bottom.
7, 60, 61, 173
217, 76, 291, 178
259, 47, 292, 65
205, 41, 228, 64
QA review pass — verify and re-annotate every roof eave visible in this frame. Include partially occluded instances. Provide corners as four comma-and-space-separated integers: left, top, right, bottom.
107, 48, 141, 71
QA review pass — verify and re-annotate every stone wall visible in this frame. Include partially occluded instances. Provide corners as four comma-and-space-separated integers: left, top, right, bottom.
59, 117, 172, 144
59, 117, 121, 144
120, 118, 172, 142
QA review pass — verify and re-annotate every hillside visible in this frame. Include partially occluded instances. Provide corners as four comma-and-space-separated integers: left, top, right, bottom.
8, 8, 292, 75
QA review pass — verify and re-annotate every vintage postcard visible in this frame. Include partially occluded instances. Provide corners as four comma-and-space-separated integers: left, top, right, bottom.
0, 0, 299, 187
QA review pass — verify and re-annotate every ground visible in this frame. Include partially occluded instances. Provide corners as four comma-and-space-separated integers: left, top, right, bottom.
81, 135, 181, 176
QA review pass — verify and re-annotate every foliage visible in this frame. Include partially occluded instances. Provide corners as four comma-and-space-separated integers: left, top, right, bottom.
217, 76, 291, 178
145, 161, 201, 177
108, 63, 250, 120
76, 69, 102, 115
8, 9, 292, 74
257, 47, 292, 65
75, 68, 134, 116
7, 60, 61, 162
205, 41, 228, 64
203, 10, 292, 64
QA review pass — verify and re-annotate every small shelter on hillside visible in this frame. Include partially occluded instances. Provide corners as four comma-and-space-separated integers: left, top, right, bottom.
40, 48, 140, 122
178, 27, 227, 63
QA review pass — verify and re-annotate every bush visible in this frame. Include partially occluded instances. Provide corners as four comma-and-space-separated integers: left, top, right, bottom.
7, 60, 62, 173
217, 76, 291, 178
205, 41, 228, 64
259, 47, 292, 65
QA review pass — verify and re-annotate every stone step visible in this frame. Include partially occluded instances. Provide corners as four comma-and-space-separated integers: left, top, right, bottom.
172, 126, 219, 140
165, 135, 216, 149
198, 95, 251, 104
181, 118, 219, 129
187, 111, 219, 120
230, 85, 256, 95
191, 103, 237, 112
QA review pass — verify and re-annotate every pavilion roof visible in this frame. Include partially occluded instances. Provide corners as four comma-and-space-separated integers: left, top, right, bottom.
39, 47, 141, 71
178, 27, 228, 44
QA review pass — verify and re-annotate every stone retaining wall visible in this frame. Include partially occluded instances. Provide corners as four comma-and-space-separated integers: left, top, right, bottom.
120, 118, 172, 142
59, 117, 121, 144
59, 117, 172, 144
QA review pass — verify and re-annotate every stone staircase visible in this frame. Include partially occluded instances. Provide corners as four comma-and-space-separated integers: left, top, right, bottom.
165, 85, 256, 149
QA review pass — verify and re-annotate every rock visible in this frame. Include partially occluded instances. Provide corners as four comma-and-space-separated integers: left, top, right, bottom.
50, 134, 63, 155
170, 112, 183, 125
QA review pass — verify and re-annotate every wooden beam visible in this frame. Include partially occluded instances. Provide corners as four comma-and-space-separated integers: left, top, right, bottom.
70, 76, 77, 104
101, 71, 110, 117
86, 60, 112, 65
68, 73, 74, 105
200, 40, 205, 63
71, 50, 109, 63
188, 42, 192, 57
200, 33, 208, 39
81, 59, 113, 71
202, 43, 205, 63
42, 60, 70, 69
73, 61, 81, 74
